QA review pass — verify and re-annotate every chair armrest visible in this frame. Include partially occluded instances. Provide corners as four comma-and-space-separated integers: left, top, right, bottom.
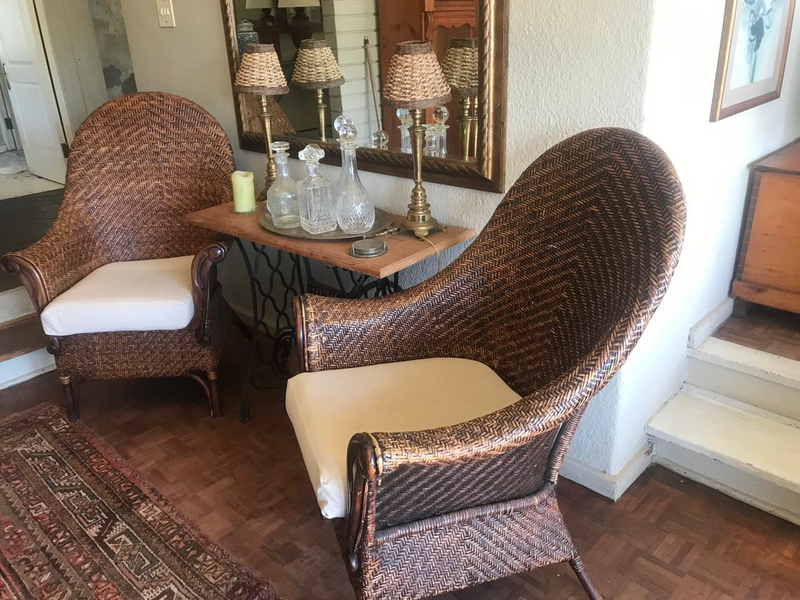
1, 227, 101, 313
294, 285, 460, 373
188, 241, 230, 342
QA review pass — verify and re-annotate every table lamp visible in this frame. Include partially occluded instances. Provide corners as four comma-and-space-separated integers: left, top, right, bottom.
246, 0, 274, 22
442, 37, 478, 160
277, 0, 320, 47
290, 39, 344, 142
234, 43, 290, 193
383, 40, 451, 238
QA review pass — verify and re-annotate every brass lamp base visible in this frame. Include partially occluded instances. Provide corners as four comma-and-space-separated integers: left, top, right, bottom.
401, 215, 442, 238
400, 108, 446, 239
259, 95, 277, 192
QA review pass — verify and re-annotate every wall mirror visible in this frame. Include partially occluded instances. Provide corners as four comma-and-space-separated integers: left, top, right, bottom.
220, 0, 508, 192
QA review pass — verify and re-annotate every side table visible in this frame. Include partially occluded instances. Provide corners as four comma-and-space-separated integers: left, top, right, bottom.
184, 202, 476, 422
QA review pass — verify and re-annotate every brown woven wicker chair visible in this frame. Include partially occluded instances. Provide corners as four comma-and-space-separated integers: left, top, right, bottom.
1, 92, 234, 421
288, 128, 685, 599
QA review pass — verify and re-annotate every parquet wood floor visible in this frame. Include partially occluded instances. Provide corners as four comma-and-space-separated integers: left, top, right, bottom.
1, 331, 798, 599
714, 305, 800, 362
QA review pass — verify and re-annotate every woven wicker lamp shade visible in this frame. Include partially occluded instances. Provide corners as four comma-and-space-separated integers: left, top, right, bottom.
383, 41, 451, 109
234, 44, 289, 95
442, 37, 478, 96
290, 40, 344, 88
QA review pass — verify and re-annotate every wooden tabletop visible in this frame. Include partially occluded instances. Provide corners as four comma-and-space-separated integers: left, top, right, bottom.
183, 202, 477, 279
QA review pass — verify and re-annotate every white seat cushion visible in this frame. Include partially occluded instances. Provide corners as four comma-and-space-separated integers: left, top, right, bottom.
40, 256, 195, 336
285, 358, 521, 519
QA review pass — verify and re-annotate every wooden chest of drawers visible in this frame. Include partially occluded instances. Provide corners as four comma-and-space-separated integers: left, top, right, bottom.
733, 141, 800, 316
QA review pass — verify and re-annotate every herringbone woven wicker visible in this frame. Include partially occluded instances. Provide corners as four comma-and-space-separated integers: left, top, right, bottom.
1, 92, 235, 420
295, 128, 686, 600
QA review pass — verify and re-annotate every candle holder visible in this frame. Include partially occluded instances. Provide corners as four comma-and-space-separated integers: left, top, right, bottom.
442, 37, 478, 161
234, 44, 289, 194
290, 39, 344, 142
383, 41, 451, 238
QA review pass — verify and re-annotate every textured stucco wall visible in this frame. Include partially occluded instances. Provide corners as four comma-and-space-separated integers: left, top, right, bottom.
118, 0, 800, 486
606, 0, 800, 475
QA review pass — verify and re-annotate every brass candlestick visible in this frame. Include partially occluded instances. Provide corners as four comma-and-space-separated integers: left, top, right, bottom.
459, 95, 472, 161
315, 88, 327, 142
401, 108, 439, 238
470, 96, 479, 158
259, 96, 277, 188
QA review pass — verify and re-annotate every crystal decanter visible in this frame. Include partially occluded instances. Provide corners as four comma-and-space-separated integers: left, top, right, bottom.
397, 108, 412, 154
297, 144, 336, 234
335, 124, 374, 234
265, 141, 300, 229
433, 106, 450, 158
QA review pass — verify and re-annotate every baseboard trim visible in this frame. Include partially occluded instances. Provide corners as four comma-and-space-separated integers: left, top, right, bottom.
688, 297, 733, 349
560, 443, 653, 501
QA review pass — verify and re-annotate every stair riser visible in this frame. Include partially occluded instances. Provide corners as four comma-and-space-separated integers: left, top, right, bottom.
653, 440, 800, 526
0, 287, 35, 326
0, 349, 55, 390
686, 356, 800, 421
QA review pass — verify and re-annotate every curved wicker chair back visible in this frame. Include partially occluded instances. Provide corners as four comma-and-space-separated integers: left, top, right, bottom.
446, 127, 686, 398
48, 92, 234, 297
299, 128, 685, 529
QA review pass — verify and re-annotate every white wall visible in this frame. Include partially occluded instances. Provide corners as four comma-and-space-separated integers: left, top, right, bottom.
118, 0, 800, 491
602, 0, 800, 476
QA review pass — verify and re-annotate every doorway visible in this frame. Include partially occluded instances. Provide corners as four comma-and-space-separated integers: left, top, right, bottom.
0, 0, 136, 191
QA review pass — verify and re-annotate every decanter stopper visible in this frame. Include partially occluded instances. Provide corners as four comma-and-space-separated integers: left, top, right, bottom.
334, 115, 353, 136
297, 144, 337, 234
335, 124, 375, 235
266, 141, 300, 229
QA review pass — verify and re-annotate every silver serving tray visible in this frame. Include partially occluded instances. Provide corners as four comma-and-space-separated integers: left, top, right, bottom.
259, 208, 393, 241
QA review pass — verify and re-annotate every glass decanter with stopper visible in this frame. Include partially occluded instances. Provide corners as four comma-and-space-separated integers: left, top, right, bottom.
433, 106, 449, 158
265, 141, 300, 229
397, 108, 412, 154
335, 124, 375, 234
297, 144, 336, 235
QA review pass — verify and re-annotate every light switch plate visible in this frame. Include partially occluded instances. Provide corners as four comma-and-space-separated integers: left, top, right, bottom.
156, 0, 176, 27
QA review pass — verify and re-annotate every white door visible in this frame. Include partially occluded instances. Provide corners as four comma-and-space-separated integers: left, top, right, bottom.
0, 0, 67, 184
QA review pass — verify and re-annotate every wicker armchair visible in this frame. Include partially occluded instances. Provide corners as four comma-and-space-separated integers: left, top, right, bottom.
1, 92, 234, 421
288, 128, 685, 599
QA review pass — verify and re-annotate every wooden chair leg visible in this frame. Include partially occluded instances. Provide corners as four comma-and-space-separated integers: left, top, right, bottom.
570, 556, 602, 600
187, 371, 222, 418
207, 371, 222, 417
60, 376, 80, 422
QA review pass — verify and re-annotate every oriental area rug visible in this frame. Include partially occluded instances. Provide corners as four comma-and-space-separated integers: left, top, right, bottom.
0, 403, 279, 600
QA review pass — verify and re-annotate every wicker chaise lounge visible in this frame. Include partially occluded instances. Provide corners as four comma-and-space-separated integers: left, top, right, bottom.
286, 128, 686, 599
1, 93, 234, 421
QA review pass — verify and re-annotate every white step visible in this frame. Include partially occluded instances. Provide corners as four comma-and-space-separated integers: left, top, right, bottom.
687, 337, 800, 421
0, 287, 36, 325
646, 390, 800, 526
0, 288, 54, 388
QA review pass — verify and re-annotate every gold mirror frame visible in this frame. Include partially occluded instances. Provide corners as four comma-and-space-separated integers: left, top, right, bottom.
219, 0, 508, 193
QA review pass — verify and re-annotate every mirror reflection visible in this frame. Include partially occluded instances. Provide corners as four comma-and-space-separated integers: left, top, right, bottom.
231, 0, 480, 161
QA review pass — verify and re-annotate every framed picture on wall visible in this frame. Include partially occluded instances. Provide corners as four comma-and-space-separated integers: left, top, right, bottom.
711, 0, 796, 121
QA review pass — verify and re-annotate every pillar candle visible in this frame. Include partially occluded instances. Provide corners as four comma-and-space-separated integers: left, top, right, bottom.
232, 171, 256, 213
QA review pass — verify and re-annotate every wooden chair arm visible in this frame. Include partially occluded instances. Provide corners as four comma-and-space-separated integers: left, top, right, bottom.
189, 240, 230, 343
0, 253, 50, 313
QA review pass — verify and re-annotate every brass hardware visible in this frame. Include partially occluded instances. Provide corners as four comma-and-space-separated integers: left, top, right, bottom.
316, 88, 327, 142
259, 95, 277, 192
471, 96, 479, 158
401, 108, 440, 238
